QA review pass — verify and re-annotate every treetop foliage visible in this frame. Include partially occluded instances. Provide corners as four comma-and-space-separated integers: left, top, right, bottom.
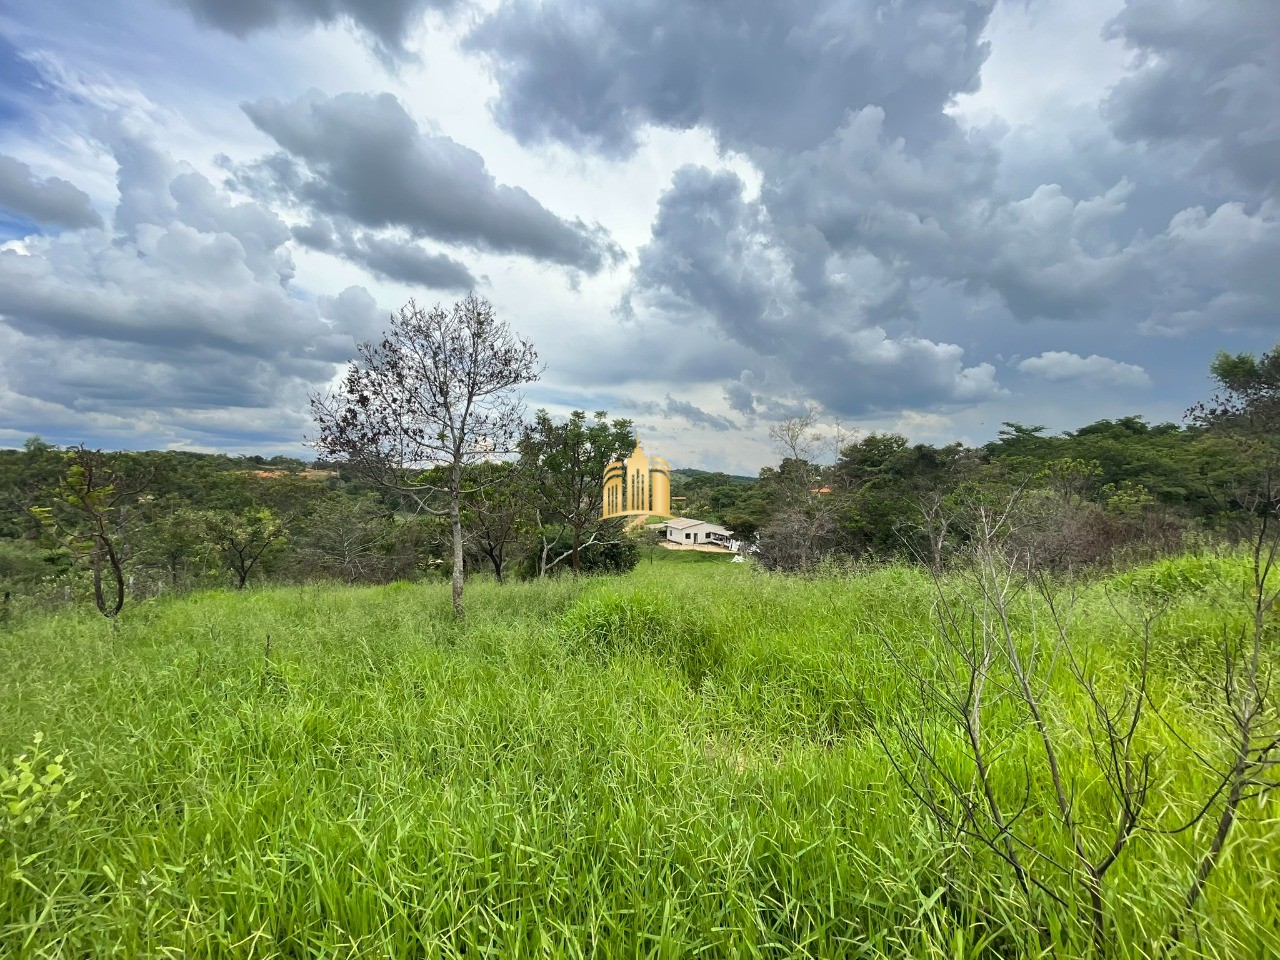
2, 341, 1277, 599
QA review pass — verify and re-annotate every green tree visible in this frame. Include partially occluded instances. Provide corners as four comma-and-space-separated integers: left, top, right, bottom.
830, 434, 978, 564
0, 439, 64, 541
131, 496, 213, 590
462, 461, 532, 583
203, 508, 288, 590
519, 410, 634, 576
31, 447, 151, 618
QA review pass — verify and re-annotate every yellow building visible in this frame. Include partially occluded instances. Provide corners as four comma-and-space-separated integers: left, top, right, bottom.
602, 441, 671, 519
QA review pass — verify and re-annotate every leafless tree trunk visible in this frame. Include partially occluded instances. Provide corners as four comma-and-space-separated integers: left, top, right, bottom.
1160, 507, 1280, 955
535, 508, 601, 577
449, 461, 464, 617
869, 488, 1157, 950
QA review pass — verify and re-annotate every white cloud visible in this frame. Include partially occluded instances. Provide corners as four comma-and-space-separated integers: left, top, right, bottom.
1016, 351, 1152, 388
0, 0, 1275, 470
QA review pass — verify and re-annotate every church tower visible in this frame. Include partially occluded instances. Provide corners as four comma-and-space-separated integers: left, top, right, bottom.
603, 441, 671, 518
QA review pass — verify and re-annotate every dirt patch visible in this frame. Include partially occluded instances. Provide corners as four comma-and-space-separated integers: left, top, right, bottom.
659, 542, 735, 554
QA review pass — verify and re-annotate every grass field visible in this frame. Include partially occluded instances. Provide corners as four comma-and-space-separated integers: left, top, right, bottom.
1, 554, 1276, 958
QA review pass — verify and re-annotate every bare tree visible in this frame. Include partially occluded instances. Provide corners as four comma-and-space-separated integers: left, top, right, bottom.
295, 497, 395, 584
754, 502, 840, 573
1154, 346, 1280, 954
768, 410, 821, 466
912, 487, 954, 574
873, 478, 1280, 954
1156, 513, 1280, 956
310, 294, 539, 617
203, 508, 287, 589
754, 411, 843, 572
869, 488, 1159, 951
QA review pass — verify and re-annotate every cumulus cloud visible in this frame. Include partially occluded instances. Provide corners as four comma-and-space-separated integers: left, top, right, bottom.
169, 0, 462, 60
292, 216, 475, 289
470, 0, 1277, 431
1104, 0, 1280, 196
234, 90, 623, 274
0, 153, 102, 229
6, 0, 1277, 461
0, 132, 378, 448
1140, 199, 1280, 334
1017, 352, 1152, 388
626, 165, 1006, 416
761, 108, 1140, 322
468, 0, 996, 157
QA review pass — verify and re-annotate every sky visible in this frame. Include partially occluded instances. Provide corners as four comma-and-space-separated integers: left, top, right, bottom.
0, 0, 1276, 474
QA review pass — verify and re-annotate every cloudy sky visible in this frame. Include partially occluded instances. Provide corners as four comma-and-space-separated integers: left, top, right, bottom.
0, 0, 1275, 473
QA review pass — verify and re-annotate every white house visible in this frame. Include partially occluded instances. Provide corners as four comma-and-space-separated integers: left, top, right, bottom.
664, 517, 738, 551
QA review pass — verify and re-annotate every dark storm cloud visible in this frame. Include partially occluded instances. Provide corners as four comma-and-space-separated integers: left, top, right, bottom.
630, 166, 1004, 416
467, 0, 996, 157
723, 380, 756, 417
472, 0, 1278, 422
466, 0, 1013, 414
237, 90, 623, 273
758, 110, 1280, 334
756, 109, 1155, 325
292, 216, 476, 289
169, 0, 463, 60
0, 154, 102, 229
633, 395, 738, 432
1104, 0, 1280, 197
630, 167, 784, 356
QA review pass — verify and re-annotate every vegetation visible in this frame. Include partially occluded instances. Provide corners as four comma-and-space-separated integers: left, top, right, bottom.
0, 551, 1276, 957
309, 293, 540, 617
1, 328, 1277, 955
3, 349, 1271, 611
654, 416, 1248, 568
29, 446, 152, 618
519, 409, 635, 576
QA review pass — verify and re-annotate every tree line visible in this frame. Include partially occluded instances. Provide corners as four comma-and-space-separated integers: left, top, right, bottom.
677, 375, 1269, 576
0, 420, 651, 620
1, 289, 1275, 621
0, 297, 652, 620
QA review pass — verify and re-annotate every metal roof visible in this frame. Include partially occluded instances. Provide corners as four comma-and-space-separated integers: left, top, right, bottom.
665, 517, 732, 533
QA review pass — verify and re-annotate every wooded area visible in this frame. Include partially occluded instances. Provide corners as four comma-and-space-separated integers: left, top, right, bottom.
1, 344, 1275, 621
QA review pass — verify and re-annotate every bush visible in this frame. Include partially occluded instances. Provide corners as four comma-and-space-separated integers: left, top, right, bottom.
576, 532, 641, 575
561, 590, 725, 683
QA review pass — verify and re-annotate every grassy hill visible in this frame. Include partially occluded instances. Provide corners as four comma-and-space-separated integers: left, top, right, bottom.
0, 553, 1276, 957
671, 467, 758, 485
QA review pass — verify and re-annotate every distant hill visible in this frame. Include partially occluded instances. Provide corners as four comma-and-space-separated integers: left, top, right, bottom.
670, 467, 757, 486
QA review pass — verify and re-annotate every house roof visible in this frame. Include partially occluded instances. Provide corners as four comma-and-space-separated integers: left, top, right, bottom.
666, 517, 732, 534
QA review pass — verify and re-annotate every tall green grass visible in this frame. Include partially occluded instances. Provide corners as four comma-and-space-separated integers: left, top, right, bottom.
0, 555, 1275, 957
